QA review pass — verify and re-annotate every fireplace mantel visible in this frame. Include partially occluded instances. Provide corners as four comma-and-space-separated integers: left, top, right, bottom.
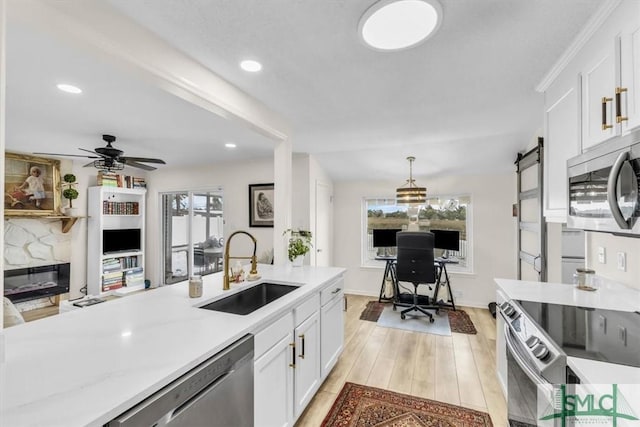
4, 214, 82, 233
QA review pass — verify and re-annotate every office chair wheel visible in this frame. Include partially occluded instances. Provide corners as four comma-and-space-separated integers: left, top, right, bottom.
400, 313, 406, 320
429, 317, 435, 323
392, 305, 397, 311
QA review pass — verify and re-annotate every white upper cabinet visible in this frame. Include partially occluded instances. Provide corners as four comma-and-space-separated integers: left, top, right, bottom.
541, 0, 640, 222
580, 1, 640, 151
581, 40, 617, 150
618, 4, 640, 132
544, 79, 581, 222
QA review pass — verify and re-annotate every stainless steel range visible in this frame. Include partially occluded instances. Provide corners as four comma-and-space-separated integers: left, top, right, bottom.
500, 299, 640, 426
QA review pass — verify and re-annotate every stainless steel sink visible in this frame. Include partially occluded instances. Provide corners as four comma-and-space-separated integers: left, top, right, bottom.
200, 282, 298, 315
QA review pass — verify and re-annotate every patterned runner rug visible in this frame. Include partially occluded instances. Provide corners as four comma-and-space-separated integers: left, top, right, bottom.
359, 301, 477, 334
322, 382, 493, 426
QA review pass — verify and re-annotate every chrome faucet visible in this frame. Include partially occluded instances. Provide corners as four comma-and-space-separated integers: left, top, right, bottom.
223, 230, 258, 290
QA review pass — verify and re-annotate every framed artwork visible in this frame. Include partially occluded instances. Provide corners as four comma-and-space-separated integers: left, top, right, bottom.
249, 183, 274, 227
4, 152, 61, 216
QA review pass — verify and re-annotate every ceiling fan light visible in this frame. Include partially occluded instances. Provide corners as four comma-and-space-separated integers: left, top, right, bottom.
93, 159, 124, 172
359, 0, 442, 51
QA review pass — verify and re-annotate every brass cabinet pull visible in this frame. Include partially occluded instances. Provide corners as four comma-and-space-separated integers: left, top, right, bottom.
299, 334, 305, 359
289, 342, 296, 368
616, 87, 628, 124
602, 96, 614, 130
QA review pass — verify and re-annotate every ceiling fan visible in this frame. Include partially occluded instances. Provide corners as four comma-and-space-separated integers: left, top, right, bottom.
35, 134, 166, 171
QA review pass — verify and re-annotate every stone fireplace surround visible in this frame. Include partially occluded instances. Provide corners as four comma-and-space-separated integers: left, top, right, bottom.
4, 218, 72, 311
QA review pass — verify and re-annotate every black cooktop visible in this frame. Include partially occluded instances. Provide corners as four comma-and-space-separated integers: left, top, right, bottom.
517, 300, 640, 368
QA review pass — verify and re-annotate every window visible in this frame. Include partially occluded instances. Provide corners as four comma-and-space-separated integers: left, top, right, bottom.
161, 189, 224, 284
363, 195, 472, 272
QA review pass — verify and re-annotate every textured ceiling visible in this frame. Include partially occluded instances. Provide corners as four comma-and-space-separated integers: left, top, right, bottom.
7, 0, 602, 180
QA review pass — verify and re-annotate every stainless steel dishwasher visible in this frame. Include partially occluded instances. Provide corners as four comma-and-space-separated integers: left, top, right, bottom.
108, 334, 254, 427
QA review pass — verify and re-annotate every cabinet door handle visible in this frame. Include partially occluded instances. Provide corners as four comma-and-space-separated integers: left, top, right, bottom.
289, 342, 296, 368
616, 87, 628, 124
331, 288, 342, 294
602, 96, 613, 130
299, 334, 305, 359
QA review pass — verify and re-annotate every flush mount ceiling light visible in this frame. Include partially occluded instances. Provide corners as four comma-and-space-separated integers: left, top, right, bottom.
359, 0, 442, 51
56, 83, 82, 94
240, 59, 262, 72
225, 142, 237, 148
396, 156, 427, 204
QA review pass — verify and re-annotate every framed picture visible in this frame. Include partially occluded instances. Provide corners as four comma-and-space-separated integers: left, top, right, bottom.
249, 183, 274, 227
4, 152, 61, 216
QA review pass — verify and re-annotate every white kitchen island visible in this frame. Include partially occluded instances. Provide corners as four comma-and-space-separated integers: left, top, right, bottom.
2, 265, 345, 427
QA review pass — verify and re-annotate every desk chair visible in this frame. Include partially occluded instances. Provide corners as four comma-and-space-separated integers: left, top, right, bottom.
394, 231, 438, 323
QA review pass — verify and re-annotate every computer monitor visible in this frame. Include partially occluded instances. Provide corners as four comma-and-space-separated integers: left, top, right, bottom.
372, 229, 402, 248
432, 229, 460, 251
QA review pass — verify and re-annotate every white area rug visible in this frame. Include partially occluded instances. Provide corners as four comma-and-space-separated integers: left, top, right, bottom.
376, 305, 451, 336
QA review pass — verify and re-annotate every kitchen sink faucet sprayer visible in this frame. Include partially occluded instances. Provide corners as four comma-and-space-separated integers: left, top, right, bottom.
223, 231, 259, 290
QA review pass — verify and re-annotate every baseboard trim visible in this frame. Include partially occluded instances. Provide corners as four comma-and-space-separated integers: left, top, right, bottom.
344, 290, 492, 310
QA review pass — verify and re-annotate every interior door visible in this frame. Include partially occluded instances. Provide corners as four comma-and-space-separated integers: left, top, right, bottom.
516, 139, 547, 282
314, 181, 332, 266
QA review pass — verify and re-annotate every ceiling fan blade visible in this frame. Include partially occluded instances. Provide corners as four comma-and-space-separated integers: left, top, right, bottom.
120, 156, 166, 164
124, 160, 157, 171
79, 148, 110, 159
33, 152, 100, 159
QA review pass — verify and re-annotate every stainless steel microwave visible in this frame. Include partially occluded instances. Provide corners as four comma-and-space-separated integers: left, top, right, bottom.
567, 129, 640, 235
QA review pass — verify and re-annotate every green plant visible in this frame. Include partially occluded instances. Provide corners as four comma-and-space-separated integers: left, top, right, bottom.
63, 188, 79, 208
62, 174, 79, 209
283, 229, 312, 262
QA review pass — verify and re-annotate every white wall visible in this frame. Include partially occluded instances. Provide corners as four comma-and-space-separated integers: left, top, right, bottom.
291, 154, 334, 266
333, 173, 517, 307
585, 232, 640, 291
145, 157, 274, 285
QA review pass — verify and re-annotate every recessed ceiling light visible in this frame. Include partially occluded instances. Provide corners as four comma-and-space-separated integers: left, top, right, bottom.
225, 143, 237, 148
56, 83, 82, 94
359, 0, 442, 51
240, 60, 262, 72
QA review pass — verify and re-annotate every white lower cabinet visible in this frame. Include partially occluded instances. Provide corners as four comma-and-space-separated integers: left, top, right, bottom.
254, 332, 295, 427
293, 311, 320, 417
254, 277, 345, 426
320, 286, 344, 377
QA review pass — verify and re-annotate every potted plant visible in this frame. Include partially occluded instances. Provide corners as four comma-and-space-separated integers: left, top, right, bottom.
283, 229, 312, 266
62, 174, 79, 216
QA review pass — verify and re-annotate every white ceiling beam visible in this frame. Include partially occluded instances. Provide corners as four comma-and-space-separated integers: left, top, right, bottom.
10, 0, 290, 142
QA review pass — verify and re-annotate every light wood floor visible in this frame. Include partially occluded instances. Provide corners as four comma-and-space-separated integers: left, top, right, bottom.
295, 294, 507, 426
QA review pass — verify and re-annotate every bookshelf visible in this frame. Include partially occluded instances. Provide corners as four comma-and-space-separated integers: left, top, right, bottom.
87, 186, 146, 297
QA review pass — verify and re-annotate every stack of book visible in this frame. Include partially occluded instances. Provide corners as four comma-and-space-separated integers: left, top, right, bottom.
97, 172, 119, 187
124, 267, 144, 289
102, 258, 122, 274
97, 172, 147, 189
102, 201, 140, 215
102, 271, 123, 292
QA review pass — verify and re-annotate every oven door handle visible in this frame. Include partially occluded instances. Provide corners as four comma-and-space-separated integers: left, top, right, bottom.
607, 151, 632, 230
504, 324, 549, 385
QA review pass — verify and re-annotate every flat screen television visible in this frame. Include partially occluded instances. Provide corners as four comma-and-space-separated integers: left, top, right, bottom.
103, 228, 141, 254
432, 229, 460, 251
372, 229, 402, 248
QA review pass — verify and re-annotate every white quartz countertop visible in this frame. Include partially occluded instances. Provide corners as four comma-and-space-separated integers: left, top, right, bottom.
1, 265, 345, 427
495, 277, 640, 385
495, 277, 640, 312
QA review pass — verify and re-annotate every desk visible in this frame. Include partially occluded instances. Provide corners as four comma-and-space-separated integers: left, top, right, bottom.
375, 256, 397, 302
434, 257, 458, 311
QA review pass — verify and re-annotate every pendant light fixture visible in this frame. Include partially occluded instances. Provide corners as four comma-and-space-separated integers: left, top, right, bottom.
396, 156, 427, 204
